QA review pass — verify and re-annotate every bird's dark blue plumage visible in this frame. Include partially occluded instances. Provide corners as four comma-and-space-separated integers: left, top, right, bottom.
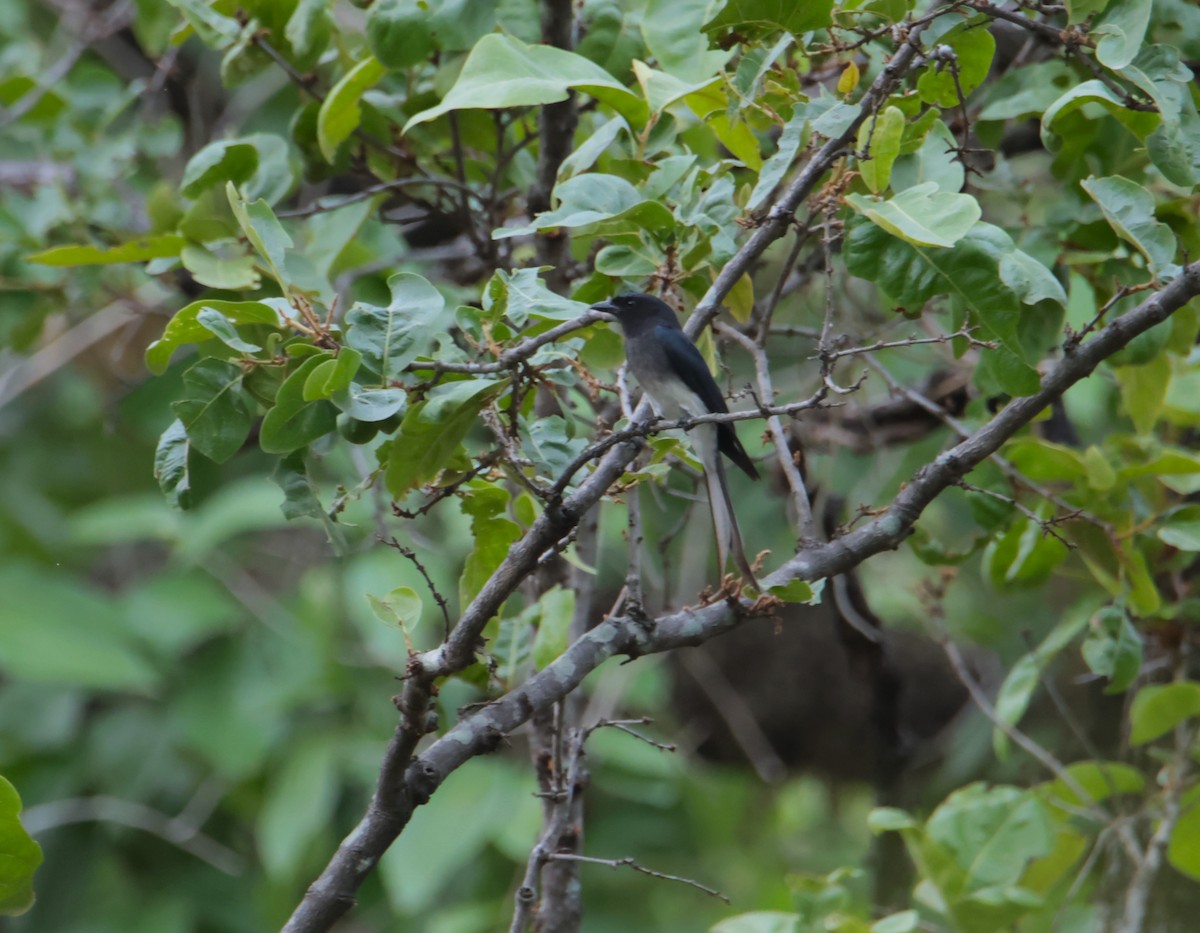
590, 292, 759, 583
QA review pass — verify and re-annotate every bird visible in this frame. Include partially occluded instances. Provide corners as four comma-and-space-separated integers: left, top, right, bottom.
590, 292, 760, 585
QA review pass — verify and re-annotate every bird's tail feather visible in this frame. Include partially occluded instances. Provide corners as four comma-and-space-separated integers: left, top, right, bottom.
706, 456, 759, 588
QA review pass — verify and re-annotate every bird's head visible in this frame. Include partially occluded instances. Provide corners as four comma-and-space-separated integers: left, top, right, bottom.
589, 292, 679, 333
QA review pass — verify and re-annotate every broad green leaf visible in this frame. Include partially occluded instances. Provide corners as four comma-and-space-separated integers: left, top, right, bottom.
1114, 355, 1171, 435
868, 807, 918, 833
891, 119, 962, 194
1080, 606, 1142, 694
180, 139, 257, 197
302, 349, 361, 401
871, 911, 918, 933
173, 359, 256, 463
317, 55, 386, 161
345, 272, 446, 383
749, 107, 808, 209
196, 307, 262, 353
164, 0, 241, 45
0, 565, 158, 693
982, 504, 1070, 589
917, 25, 996, 108
1168, 790, 1200, 882
768, 579, 820, 604
977, 61, 1074, 121
704, 0, 835, 36
1036, 761, 1144, 811
684, 81, 762, 169
494, 173, 676, 240
404, 34, 645, 132
532, 586, 575, 669
992, 600, 1095, 758
1092, 0, 1152, 69
559, 116, 629, 180
259, 355, 339, 454
226, 182, 294, 289
844, 217, 1051, 385
181, 244, 260, 290
459, 483, 522, 607
998, 251, 1067, 307
145, 300, 283, 374
1158, 505, 1200, 551
1041, 80, 1160, 147
258, 735, 340, 880
926, 783, 1054, 890
366, 0, 434, 69
1080, 176, 1178, 279
858, 106, 905, 193
26, 234, 184, 266
0, 776, 42, 916
710, 912, 801, 933
155, 419, 193, 509
385, 379, 506, 496
643, 0, 731, 83
285, 0, 331, 64
1121, 46, 1200, 187
367, 586, 423, 627
333, 385, 408, 422
595, 243, 660, 277
484, 267, 591, 326
846, 183, 981, 248
1130, 682, 1200, 745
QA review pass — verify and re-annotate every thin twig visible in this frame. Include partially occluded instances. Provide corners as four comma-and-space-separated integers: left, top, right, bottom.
547, 853, 730, 903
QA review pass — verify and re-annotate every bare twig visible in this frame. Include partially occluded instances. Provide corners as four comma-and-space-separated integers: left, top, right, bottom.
818, 328, 996, 361
547, 853, 729, 903
382, 537, 452, 637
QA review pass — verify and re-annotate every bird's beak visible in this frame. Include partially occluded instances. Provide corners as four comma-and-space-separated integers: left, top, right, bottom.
589, 298, 619, 322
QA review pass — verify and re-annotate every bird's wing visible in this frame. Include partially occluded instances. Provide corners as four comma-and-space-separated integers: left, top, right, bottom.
655, 326, 760, 480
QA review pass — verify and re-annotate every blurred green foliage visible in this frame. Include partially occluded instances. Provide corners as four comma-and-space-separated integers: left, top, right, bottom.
2, 0, 1200, 931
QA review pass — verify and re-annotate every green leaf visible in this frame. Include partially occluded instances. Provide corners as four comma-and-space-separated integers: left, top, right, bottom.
180, 139, 258, 198
644, 0, 731, 83
768, 579, 820, 604
892, 119, 964, 195
154, 419, 193, 509
1080, 175, 1178, 280
917, 25, 996, 108
1036, 760, 1145, 811
367, 586, 423, 627
367, 0, 434, 68
868, 807, 918, 833
0, 565, 159, 693
196, 307, 263, 353
484, 267, 591, 325
26, 234, 185, 266
1168, 792, 1200, 882
703, 0, 834, 36
302, 349, 362, 401
858, 106, 905, 193
385, 379, 505, 497
181, 244, 261, 290
334, 385, 408, 422
749, 107, 808, 209
1130, 682, 1200, 745
459, 483, 523, 607
846, 183, 981, 248
173, 359, 256, 463
317, 54, 386, 161
1092, 0, 1152, 69
1114, 355, 1171, 435
926, 783, 1054, 890
710, 913, 801, 933
992, 600, 1095, 758
0, 776, 42, 916
871, 911, 918, 933
258, 735, 340, 880
145, 300, 283, 374
532, 586, 575, 669
494, 173, 676, 240
977, 60, 1074, 121
1040, 80, 1160, 148
226, 182, 294, 289
1081, 606, 1142, 694
345, 272, 447, 384
259, 355, 339, 454
1158, 505, 1200, 551
404, 33, 645, 132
